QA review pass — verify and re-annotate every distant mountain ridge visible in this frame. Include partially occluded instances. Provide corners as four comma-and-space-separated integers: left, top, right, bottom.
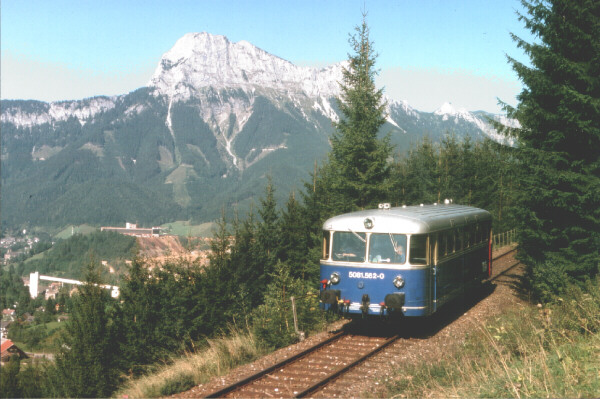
1, 32, 512, 231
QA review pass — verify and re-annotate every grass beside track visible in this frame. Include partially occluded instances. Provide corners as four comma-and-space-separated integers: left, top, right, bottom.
116, 328, 266, 398
381, 276, 600, 398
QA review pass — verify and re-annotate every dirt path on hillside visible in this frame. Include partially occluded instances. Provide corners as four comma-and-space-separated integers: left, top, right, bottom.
173, 246, 525, 398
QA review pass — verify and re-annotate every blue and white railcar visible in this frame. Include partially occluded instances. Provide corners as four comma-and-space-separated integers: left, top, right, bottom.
319, 203, 492, 317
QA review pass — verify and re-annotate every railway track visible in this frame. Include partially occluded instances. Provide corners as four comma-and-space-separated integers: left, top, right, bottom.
204, 247, 518, 398
488, 247, 519, 282
205, 331, 398, 398
492, 246, 517, 261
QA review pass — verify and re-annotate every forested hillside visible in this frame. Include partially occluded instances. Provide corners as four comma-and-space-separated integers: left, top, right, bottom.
17, 231, 137, 281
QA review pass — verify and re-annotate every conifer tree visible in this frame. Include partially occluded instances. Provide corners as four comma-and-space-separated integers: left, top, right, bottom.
459, 136, 475, 204
439, 134, 463, 203
251, 261, 303, 348
504, 0, 600, 295
207, 209, 231, 272
230, 210, 259, 309
118, 257, 163, 373
202, 210, 241, 329
403, 138, 438, 205
470, 140, 504, 218
256, 177, 280, 284
277, 191, 315, 281
387, 152, 410, 207
50, 261, 121, 397
301, 162, 338, 232
327, 13, 392, 212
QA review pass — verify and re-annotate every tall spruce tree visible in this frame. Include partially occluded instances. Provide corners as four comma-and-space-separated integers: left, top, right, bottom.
118, 258, 164, 373
504, 0, 600, 296
327, 13, 392, 212
230, 210, 260, 309
49, 261, 121, 397
256, 177, 279, 284
403, 138, 438, 205
277, 191, 315, 281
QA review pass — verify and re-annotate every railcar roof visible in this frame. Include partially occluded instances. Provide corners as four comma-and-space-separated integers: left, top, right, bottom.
323, 204, 491, 234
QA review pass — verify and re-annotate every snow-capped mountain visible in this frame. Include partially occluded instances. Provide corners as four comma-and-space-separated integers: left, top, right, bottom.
1, 32, 512, 230
149, 32, 344, 100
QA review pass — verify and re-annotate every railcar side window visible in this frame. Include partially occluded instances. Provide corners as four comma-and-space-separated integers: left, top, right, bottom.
482, 222, 491, 242
441, 232, 448, 256
455, 228, 463, 251
475, 224, 482, 243
465, 225, 473, 247
369, 233, 407, 264
322, 231, 331, 260
331, 231, 366, 262
409, 235, 428, 265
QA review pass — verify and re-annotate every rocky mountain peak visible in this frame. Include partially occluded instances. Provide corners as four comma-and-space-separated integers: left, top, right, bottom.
148, 32, 344, 99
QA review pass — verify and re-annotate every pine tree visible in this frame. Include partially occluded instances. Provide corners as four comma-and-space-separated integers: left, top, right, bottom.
327, 13, 392, 212
277, 191, 315, 281
251, 261, 301, 348
438, 134, 463, 203
230, 209, 259, 309
118, 257, 163, 374
459, 136, 475, 205
256, 177, 280, 284
504, 0, 600, 296
402, 138, 438, 205
50, 261, 121, 397
202, 210, 239, 330
301, 161, 338, 230
207, 209, 231, 272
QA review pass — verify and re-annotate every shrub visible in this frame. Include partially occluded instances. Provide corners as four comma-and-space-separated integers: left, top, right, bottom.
530, 259, 568, 303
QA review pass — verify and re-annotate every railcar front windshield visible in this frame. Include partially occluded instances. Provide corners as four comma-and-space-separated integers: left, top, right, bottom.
369, 233, 407, 264
331, 231, 366, 262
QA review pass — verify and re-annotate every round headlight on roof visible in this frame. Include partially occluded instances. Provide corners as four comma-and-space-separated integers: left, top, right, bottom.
393, 275, 405, 288
330, 272, 341, 285
364, 217, 374, 229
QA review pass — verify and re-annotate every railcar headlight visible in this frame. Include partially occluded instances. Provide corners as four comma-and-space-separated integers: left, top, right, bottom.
364, 217, 374, 229
393, 275, 405, 288
330, 272, 341, 285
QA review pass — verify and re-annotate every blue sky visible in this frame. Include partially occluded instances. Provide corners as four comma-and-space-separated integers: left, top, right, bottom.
1, 0, 532, 113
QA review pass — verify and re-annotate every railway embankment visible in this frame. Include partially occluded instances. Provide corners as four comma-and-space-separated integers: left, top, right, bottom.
163, 245, 533, 398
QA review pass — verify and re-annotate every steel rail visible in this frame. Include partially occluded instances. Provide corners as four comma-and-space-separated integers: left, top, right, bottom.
204, 330, 346, 398
488, 248, 519, 283
489, 260, 521, 282
493, 247, 517, 261
295, 334, 399, 398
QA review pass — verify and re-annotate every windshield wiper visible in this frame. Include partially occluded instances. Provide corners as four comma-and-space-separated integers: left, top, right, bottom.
348, 228, 366, 243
